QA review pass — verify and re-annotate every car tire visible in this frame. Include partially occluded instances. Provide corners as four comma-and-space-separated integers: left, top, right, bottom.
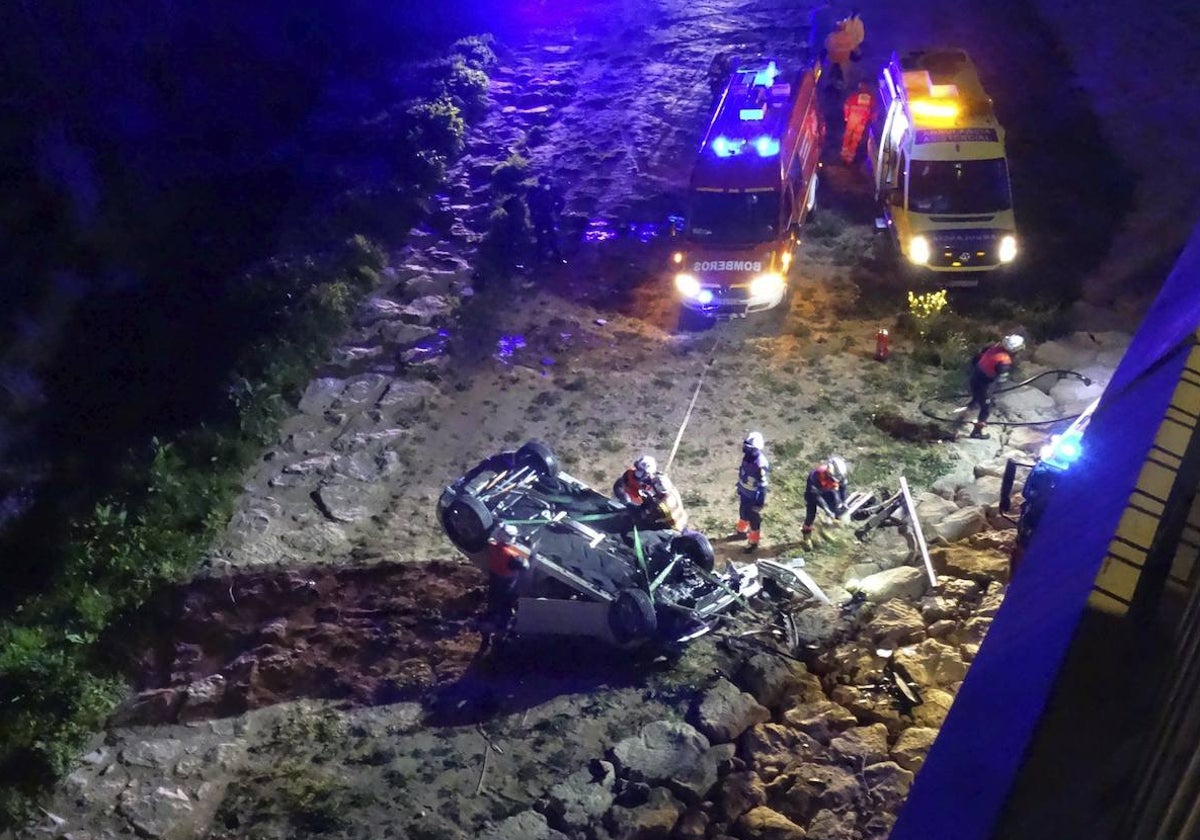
440, 492, 494, 553
671, 532, 716, 573
609, 588, 658, 645
516, 440, 558, 477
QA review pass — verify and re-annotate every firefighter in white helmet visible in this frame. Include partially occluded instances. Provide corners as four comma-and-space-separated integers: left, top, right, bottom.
964, 334, 1025, 440
614, 455, 688, 530
735, 432, 770, 551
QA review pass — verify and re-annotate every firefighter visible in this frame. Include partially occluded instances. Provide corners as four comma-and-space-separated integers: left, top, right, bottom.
824, 20, 855, 89
528, 175, 566, 264
482, 523, 529, 636
841, 81, 875, 164
964, 334, 1025, 439
735, 432, 770, 551
802, 455, 849, 540
615, 455, 688, 530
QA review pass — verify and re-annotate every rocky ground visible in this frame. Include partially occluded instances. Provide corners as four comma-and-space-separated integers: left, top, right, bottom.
12, 1, 1150, 838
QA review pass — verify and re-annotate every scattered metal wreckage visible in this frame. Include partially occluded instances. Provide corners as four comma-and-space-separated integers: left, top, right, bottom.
437, 439, 931, 710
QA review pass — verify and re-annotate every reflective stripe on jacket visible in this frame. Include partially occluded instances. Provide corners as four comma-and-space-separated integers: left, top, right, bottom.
738, 452, 771, 499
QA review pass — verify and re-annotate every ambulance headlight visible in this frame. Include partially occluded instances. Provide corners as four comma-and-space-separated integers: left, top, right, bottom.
749, 272, 786, 298
998, 235, 1018, 263
671, 251, 684, 265
675, 273, 701, 298
908, 236, 931, 265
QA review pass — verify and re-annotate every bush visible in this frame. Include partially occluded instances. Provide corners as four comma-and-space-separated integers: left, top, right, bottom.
406, 96, 465, 160
490, 152, 531, 196
477, 195, 532, 282
437, 58, 490, 118
451, 34, 497, 70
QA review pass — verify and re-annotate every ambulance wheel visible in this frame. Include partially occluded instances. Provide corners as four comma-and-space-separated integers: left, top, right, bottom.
516, 440, 558, 477
609, 588, 658, 645
440, 492, 494, 553
671, 532, 716, 573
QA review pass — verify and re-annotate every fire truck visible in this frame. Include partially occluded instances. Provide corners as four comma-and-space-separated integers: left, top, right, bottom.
672, 57, 823, 315
867, 49, 1018, 280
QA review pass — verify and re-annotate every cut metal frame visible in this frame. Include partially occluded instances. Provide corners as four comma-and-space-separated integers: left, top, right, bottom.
853, 476, 935, 586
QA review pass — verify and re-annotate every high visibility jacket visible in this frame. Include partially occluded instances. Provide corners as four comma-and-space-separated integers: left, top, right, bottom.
613, 469, 647, 505
487, 542, 526, 577
844, 16, 865, 51
647, 474, 689, 531
806, 465, 846, 511
825, 26, 854, 65
844, 89, 874, 123
976, 344, 1014, 381
738, 452, 771, 501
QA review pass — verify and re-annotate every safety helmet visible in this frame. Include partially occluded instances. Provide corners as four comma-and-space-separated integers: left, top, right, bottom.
493, 523, 518, 543
1002, 334, 1025, 354
634, 455, 657, 480
827, 456, 849, 482
744, 431, 765, 451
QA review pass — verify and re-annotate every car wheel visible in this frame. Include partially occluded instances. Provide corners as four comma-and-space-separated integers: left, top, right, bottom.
608, 588, 658, 645
440, 492, 494, 553
671, 532, 716, 573
516, 440, 558, 477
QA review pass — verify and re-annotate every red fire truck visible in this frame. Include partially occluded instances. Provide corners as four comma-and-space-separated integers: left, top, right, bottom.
672, 57, 823, 316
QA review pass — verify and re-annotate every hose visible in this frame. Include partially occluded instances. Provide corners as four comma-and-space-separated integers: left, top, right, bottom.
918, 368, 1094, 428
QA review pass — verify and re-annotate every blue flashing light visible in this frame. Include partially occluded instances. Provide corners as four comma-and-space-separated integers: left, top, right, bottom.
697, 289, 714, 305
755, 136, 781, 157
712, 136, 732, 157
739, 108, 766, 121
752, 61, 778, 87
1041, 431, 1084, 469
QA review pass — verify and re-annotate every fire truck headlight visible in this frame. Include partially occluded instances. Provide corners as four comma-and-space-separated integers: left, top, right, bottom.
675, 273, 701, 298
908, 235, 931, 265
671, 251, 684, 265
998, 235, 1018, 263
749, 272, 785, 298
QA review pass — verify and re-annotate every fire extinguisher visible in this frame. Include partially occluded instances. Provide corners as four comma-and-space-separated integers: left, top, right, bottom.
875, 328, 890, 361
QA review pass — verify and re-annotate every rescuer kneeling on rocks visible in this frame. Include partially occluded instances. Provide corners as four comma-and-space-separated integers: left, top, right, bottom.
614, 455, 688, 531
482, 523, 528, 638
802, 455, 849, 542
735, 432, 770, 551
962, 334, 1025, 439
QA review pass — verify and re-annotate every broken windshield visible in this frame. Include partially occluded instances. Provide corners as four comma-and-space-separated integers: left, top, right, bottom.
908, 159, 1012, 215
687, 190, 780, 245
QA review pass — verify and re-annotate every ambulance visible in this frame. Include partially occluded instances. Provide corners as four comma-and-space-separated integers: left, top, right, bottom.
672, 57, 823, 315
868, 48, 1018, 280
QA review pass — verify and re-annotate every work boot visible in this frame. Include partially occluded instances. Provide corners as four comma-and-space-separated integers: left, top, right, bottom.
969, 423, 990, 440
744, 533, 760, 554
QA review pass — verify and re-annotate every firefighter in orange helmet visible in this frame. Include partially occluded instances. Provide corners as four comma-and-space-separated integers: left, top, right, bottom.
841, 81, 875, 164
964, 334, 1025, 439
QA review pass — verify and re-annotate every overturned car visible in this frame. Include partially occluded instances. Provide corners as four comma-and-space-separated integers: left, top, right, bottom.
437, 440, 760, 646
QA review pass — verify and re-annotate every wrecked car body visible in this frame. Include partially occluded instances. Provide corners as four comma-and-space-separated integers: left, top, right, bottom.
437, 440, 760, 646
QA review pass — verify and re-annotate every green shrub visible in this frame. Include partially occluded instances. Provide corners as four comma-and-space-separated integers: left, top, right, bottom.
406, 96, 465, 160
451, 34, 497, 70
438, 58, 490, 118
490, 152, 531, 196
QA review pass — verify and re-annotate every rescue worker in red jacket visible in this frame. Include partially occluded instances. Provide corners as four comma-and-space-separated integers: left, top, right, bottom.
735, 432, 770, 551
965, 334, 1025, 439
483, 523, 528, 635
802, 455, 849, 538
614, 455, 688, 530
841, 82, 875, 164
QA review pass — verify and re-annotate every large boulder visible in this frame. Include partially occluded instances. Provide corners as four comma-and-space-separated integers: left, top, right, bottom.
929, 506, 989, 543
768, 761, 861, 822
715, 771, 767, 822
891, 726, 939, 773
993, 386, 1058, 423
611, 721, 719, 803
399, 294, 451, 326
738, 724, 822, 782
693, 678, 771, 744
734, 806, 807, 840
829, 723, 890, 767
866, 600, 926, 647
857, 566, 928, 602
862, 761, 915, 812
914, 491, 958, 523
954, 476, 1003, 509
912, 687, 956, 728
894, 638, 969, 688
735, 654, 810, 710
780, 698, 858, 744
545, 760, 616, 832
931, 543, 1010, 585
805, 809, 859, 840
117, 784, 198, 839
604, 787, 684, 840
789, 604, 844, 648
480, 810, 569, 840
830, 685, 906, 736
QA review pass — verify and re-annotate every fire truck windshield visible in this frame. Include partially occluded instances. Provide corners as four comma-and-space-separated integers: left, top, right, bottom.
688, 191, 780, 245
908, 159, 1012, 215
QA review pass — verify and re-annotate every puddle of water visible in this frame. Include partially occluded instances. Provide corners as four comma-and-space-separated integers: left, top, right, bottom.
582, 218, 666, 244
583, 218, 618, 243
495, 333, 528, 362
